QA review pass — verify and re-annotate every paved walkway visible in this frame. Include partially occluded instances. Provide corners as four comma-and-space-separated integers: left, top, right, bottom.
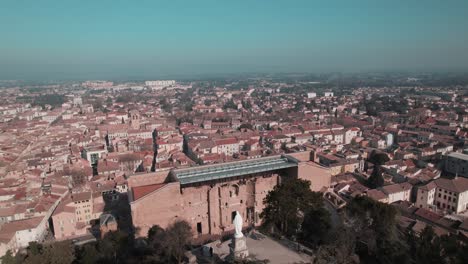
201, 232, 311, 264
246, 235, 311, 264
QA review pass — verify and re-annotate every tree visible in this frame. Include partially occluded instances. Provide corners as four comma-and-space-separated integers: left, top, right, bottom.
184, 101, 194, 112
165, 220, 193, 264
366, 151, 388, 188
438, 234, 464, 264
293, 101, 305, 112
148, 225, 165, 241
27, 241, 42, 256
345, 196, 408, 263
116, 94, 132, 103
18, 241, 75, 264
42, 241, 75, 264
146, 225, 169, 262
160, 99, 173, 113
242, 100, 252, 109
411, 226, 444, 264
98, 230, 133, 263
145, 221, 192, 263
76, 243, 100, 264
32, 94, 66, 108
346, 196, 398, 238
239, 123, 254, 131
223, 99, 237, 110
261, 178, 324, 237
373, 238, 410, 264
204, 99, 213, 106
300, 207, 332, 247
1, 250, 16, 264
368, 151, 390, 166
314, 227, 358, 264
367, 166, 384, 188
91, 98, 104, 110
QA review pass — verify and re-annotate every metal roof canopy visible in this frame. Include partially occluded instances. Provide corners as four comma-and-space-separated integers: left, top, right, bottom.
172, 155, 298, 185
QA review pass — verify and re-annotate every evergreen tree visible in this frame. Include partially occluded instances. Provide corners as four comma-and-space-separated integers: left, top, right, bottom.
261, 178, 324, 237
300, 207, 332, 246
0, 250, 16, 264
367, 166, 385, 188
413, 226, 443, 264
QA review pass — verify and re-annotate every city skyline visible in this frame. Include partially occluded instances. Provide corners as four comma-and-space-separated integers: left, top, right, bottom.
1, 1, 468, 263
1, 0, 468, 80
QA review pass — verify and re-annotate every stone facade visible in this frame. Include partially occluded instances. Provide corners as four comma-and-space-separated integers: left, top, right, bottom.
130, 171, 279, 237
129, 154, 331, 238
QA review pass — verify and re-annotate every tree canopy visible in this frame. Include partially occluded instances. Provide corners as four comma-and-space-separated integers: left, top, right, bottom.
367, 166, 385, 188
300, 207, 332, 246
223, 99, 237, 110
4, 220, 193, 264
12, 241, 75, 264
260, 178, 326, 237
368, 151, 390, 165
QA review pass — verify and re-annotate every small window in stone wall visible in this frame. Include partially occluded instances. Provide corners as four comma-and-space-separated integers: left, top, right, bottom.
230, 185, 239, 197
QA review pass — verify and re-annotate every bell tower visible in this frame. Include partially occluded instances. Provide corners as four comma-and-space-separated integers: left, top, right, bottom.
129, 110, 140, 129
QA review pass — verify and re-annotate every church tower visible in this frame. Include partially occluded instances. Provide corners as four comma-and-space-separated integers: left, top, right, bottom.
129, 110, 140, 129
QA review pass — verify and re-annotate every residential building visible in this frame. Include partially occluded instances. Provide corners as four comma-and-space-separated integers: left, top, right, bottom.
415, 177, 468, 214
445, 152, 468, 177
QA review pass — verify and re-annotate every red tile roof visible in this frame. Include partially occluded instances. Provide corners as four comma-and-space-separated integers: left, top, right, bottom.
434, 177, 468, 193
214, 138, 238, 145
132, 183, 166, 201
414, 208, 443, 223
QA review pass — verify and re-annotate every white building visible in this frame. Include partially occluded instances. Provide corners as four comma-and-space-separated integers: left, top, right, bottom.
81, 145, 108, 165
324, 92, 334, 97
42, 113, 60, 123
0, 216, 48, 256
307, 92, 317, 99
145, 80, 176, 87
381, 182, 412, 204
332, 131, 344, 144
382, 132, 394, 148
214, 138, 240, 156
345, 127, 361, 145
82, 81, 113, 88
416, 177, 468, 214
73, 97, 83, 106
415, 181, 437, 210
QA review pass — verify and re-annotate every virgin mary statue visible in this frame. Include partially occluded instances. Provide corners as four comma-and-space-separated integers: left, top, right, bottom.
233, 211, 243, 238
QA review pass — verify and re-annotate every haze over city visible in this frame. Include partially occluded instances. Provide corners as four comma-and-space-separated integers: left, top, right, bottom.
2, 0, 468, 80
1, 1, 468, 264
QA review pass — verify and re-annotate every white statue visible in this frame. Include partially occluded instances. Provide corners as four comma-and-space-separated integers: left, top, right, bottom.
233, 211, 244, 238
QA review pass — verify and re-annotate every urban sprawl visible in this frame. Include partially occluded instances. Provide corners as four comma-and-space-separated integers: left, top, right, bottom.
0, 75, 467, 262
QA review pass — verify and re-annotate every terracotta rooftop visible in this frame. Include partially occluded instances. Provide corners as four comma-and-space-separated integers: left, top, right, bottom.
434, 177, 468, 193
132, 183, 166, 201
71, 191, 92, 202
381, 182, 412, 195
366, 189, 388, 201
414, 208, 443, 224
419, 181, 437, 191
0, 216, 43, 234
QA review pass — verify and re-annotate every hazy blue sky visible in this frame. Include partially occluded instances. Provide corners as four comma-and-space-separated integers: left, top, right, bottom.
1, 0, 468, 80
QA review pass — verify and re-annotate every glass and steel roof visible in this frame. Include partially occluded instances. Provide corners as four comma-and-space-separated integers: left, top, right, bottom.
172, 155, 298, 185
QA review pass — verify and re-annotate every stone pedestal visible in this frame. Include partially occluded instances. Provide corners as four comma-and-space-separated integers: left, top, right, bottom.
229, 236, 249, 259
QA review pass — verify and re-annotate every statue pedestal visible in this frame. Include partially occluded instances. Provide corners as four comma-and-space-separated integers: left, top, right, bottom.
229, 236, 249, 259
